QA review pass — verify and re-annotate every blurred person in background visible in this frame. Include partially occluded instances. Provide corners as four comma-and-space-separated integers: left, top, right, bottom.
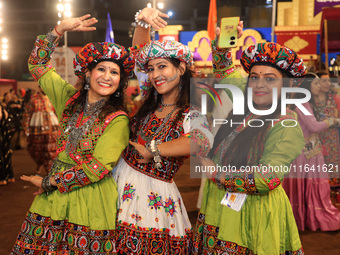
22, 86, 59, 175
0, 101, 14, 185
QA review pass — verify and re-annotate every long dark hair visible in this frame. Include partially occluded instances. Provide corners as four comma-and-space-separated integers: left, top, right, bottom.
294, 72, 320, 120
65, 59, 128, 119
132, 58, 193, 139
210, 71, 292, 167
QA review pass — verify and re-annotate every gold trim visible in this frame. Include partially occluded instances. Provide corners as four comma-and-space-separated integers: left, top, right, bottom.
299, 54, 318, 59
158, 25, 183, 35
284, 36, 309, 52
194, 61, 213, 67
275, 25, 319, 32
188, 31, 210, 51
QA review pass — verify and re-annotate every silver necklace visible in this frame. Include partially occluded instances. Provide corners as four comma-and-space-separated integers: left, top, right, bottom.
84, 97, 106, 116
64, 97, 105, 154
158, 97, 176, 112
137, 106, 178, 144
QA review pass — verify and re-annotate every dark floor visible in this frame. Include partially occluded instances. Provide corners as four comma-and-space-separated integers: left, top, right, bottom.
1, 149, 340, 254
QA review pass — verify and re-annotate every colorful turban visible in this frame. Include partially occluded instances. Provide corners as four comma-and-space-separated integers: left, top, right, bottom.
240, 42, 306, 86
73, 42, 135, 78
136, 40, 193, 72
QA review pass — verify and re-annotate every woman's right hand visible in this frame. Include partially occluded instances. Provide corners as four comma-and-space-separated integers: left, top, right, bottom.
215, 20, 244, 45
56, 14, 98, 34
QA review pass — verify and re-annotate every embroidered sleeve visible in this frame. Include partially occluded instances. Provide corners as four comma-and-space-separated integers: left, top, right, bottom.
28, 35, 77, 118
207, 164, 259, 194
28, 35, 58, 81
183, 109, 214, 157
54, 165, 91, 193
211, 40, 246, 101
224, 170, 259, 194
254, 118, 304, 194
211, 39, 234, 79
54, 115, 129, 193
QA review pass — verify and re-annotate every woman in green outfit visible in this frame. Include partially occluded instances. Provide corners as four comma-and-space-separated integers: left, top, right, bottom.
193, 28, 307, 254
11, 15, 133, 254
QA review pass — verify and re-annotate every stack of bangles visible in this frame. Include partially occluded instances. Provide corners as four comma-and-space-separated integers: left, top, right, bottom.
146, 140, 162, 170
41, 175, 57, 193
134, 10, 151, 28
213, 170, 225, 189
45, 26, 63, 44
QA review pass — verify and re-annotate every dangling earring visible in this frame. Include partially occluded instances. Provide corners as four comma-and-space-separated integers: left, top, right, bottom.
154, 89, 158, 100
115, 91, 120, 97
84, 77, 90, 90
179, 76, 183, 91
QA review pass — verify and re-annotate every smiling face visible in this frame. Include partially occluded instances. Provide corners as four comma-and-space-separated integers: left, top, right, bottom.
310, 78, 321, 96
319, 74, 331, 93
86, 61, 121, 102
248, 65, 284, 110
147, 58, 184, 98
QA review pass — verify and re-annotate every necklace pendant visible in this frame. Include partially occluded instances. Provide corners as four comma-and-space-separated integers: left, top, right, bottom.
158, 105, 163, 112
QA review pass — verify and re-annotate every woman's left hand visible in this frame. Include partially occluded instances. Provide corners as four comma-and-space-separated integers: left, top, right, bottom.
57, 14, 98, 34
137, 7, 169, 30
21, 175, 45, 195
129, 141, 153, 163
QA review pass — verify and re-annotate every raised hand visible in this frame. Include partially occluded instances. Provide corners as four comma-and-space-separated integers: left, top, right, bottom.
137, 7, 169, 30
56, 14, 98, 34
215, 20, 244, 41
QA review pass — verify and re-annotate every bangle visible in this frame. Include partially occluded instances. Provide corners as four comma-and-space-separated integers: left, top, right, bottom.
145, 141, 152, 154
46, 29, 58, 44
41, 175, 57, 193
215, 170, 225, 189
134, 10, 150, 28
150, 139, 162, 170
54, 25, 63, 37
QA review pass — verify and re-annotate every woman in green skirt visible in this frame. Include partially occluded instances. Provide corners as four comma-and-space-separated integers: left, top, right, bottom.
193, 26, 307, 254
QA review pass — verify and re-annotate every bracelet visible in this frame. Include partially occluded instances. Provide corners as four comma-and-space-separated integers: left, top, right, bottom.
41, 175, 57, 193
215, 170, 225, 189
46, 29, 58, 44
150, 139, 162, 170
134, 10, 150, 28
54, 25, 63, 37
145, 141, 152, 154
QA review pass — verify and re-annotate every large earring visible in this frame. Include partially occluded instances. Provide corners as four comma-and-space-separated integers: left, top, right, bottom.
179, 76, 183, 91
154, 89, 159, 100
84, 77, 90, 90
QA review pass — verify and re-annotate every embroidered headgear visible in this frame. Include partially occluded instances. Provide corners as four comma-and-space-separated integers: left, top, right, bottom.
136, 40, 193, 97
240, 42, 307, 86
73, 42, 135, 78
136, 40, 194, 72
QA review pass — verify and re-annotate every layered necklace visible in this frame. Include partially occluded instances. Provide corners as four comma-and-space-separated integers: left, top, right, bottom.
137, 105, 178, 146
64, 96, 106, 154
